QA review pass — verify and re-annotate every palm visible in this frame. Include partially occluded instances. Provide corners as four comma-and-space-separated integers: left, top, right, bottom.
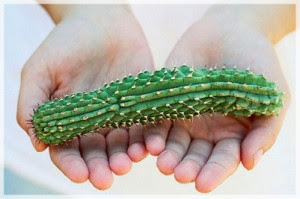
143, 18, 290, 193
43, 12, 153, 98
50, 38, 151, 98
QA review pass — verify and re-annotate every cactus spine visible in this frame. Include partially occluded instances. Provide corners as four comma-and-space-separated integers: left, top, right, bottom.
32, 65, 284, 144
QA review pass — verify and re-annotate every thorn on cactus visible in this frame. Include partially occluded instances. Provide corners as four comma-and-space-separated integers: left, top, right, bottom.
32, 65, 284, 145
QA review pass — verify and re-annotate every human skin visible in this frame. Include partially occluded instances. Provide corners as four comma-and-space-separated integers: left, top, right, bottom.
16, 4, 154, 190
16, 4, 295, 193
143, 5, 294, 192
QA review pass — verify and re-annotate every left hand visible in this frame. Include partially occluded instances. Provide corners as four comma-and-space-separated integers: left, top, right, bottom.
17, 5, 154, 190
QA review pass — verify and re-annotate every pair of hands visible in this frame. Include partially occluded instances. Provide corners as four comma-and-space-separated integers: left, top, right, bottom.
17, 5, 292, 192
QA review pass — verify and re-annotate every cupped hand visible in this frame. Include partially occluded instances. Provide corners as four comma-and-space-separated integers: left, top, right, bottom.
144, 12, 291, 193
17, 5, 153, 190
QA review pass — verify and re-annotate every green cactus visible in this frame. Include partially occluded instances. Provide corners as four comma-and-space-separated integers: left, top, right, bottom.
32, 65, 284, 145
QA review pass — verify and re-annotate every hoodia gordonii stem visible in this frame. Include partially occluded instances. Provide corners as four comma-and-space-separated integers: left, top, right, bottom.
32, 65, 284, 145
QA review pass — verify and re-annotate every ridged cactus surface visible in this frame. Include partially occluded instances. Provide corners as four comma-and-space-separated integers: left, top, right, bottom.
32, 65, 284, 144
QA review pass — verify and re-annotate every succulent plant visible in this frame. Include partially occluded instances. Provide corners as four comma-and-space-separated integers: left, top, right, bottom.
32, 65, 284, 145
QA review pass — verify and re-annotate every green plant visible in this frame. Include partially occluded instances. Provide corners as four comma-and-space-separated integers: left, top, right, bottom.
32, 65, 284, 144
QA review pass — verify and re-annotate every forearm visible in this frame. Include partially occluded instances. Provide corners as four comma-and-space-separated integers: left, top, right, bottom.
41, 4, 72, 24
40, 4, 131, 24
203, 5, 295, 44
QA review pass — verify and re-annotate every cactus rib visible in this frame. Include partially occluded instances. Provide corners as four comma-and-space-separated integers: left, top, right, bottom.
32, 65, 284, 144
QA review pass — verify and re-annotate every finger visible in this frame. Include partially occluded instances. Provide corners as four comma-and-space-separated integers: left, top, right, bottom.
242, 111, 288, 170
174, 139, 213, 183
17, 66, 53, 151
49, 139, 89, 183
127, 125, 148, 162
195, 138, 241, 193
107, 128, 132, 175
27, 128, 48, 152
79, 133, 113, 190
156, 125, 191, 175
144, 120, 172, 156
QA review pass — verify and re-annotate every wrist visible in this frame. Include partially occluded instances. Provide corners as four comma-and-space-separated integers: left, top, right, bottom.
201, 5, 295, 44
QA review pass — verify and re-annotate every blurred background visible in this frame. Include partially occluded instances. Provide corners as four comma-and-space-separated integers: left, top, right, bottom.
4, 3, 295, 195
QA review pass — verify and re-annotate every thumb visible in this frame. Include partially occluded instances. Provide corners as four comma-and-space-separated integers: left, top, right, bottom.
17, 65, 53, 152
241, 92, 291, 170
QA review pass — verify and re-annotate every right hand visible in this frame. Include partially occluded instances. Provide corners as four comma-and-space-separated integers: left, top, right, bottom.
143, 5, 292, 192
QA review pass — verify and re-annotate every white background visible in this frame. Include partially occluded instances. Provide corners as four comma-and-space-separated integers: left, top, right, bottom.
4, 3, 295, 194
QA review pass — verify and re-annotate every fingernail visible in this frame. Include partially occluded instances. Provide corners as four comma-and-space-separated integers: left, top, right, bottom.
253, 149, 264, 167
